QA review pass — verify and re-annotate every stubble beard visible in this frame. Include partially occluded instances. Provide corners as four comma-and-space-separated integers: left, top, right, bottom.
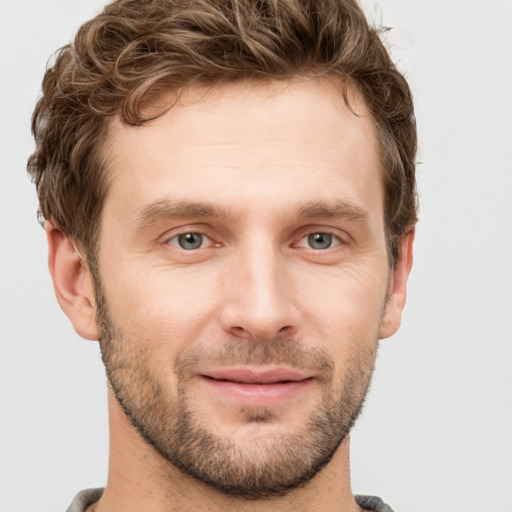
94, 281, 379, 499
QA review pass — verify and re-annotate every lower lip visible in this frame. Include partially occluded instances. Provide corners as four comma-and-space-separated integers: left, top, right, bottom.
199, 376, 314, 406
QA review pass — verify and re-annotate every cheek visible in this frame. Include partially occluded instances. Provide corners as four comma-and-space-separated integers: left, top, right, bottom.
100, 262, 222, 350
296, 260, 389, 326
293, 265, 387, 377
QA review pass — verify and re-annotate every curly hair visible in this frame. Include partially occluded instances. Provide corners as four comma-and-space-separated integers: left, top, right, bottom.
28, 0, 417, 267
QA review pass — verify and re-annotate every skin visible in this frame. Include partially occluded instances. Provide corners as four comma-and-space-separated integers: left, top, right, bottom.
47, 79, 414, 512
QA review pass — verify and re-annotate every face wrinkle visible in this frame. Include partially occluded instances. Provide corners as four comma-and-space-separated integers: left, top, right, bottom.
93, 272, 382, 500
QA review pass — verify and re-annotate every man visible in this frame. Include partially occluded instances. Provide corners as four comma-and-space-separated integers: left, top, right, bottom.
28, 0, 417, 510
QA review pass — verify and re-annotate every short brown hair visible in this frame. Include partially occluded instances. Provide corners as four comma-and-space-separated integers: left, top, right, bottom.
28, 0, 417, 267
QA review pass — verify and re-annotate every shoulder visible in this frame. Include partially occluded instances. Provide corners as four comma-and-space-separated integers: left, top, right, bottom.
66, 488, 104, 512
355, 495, 396, 512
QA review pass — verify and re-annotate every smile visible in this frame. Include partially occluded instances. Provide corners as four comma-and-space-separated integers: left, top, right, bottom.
198, 368, 315, 406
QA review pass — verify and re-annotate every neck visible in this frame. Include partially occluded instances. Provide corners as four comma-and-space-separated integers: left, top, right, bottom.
94, 390, 362, 512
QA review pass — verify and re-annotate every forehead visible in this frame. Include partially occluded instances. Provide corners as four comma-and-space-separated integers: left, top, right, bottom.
103, 79, 382, 223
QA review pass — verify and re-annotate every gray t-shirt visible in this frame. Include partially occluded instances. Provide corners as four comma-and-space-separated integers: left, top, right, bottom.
66, 488, 396, 512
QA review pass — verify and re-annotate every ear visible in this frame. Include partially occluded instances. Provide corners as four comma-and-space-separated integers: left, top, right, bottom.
379, 229, 415, 339
46, 222, 99, 341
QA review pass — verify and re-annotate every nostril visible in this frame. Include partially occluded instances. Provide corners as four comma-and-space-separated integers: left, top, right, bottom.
230, 326, 248, 337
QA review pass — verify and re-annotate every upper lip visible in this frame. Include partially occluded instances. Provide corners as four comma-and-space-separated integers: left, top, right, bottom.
200, 367, 313, 384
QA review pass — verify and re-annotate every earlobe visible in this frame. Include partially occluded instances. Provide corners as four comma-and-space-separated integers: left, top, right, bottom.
46, 222, 99, 341
379, 229, 415, 339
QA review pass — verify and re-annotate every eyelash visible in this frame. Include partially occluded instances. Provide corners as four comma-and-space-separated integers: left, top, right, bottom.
294, 231, 343, 250
166, 232, 218, 250
164, 229, 345, 252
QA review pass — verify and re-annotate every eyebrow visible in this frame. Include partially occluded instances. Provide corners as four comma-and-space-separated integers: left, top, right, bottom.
133, 199, 239, 230
133, 198, 369, 230
295, 200, 369, 223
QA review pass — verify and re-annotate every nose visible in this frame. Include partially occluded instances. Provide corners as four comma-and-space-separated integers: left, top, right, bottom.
219, 242, 300, 342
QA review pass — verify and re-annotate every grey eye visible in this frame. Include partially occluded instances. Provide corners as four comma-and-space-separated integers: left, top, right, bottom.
177, 233, 204, 250
307, 233, 333, 250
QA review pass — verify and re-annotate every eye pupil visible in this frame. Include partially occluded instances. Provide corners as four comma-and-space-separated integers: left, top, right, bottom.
178, 233, 203, 250
308, 233, 332, 250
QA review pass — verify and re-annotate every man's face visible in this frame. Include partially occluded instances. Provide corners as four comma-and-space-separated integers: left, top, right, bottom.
93, 79, 396, 497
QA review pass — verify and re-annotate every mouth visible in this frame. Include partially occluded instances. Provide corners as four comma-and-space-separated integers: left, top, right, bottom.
197, 367, 315, 406
201, 367, 312, 384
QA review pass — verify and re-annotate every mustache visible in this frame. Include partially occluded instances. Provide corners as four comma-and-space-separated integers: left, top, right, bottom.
174, 337, 335, 383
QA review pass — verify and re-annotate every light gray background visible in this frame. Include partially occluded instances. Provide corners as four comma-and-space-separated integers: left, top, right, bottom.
1, 1, 511, 511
